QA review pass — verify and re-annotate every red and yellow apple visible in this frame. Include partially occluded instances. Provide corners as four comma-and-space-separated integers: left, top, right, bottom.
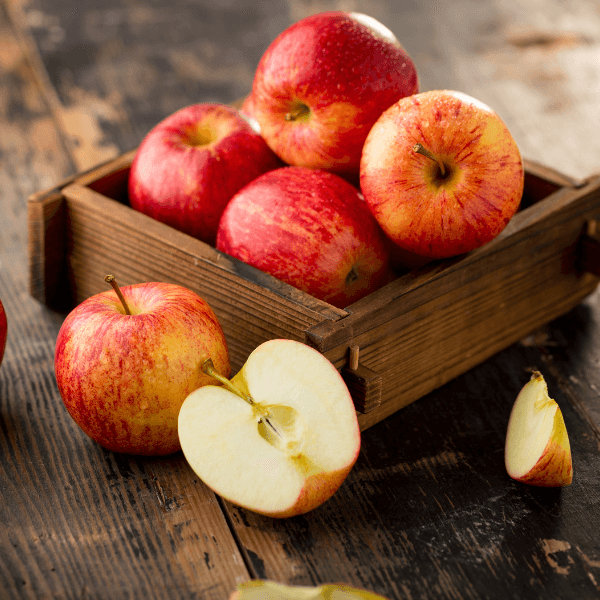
360, 90, 524, 268
0, 298, 6, 367
178, 339, 361, 518
505, 371, 573, 487
251, 11, 419, 175
128, 102, 281, 246
230, 581, 389, 600
216, 166, 391, 308
54, 278, 230, 456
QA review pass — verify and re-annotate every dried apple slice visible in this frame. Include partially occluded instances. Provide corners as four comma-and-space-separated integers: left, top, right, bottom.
505, 371, 572, 487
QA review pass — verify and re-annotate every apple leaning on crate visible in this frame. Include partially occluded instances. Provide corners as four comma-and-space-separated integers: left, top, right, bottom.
360, 89, 525, 269
505, 371, 573, 487
178, 338, 362, 518
128, 102, 281, 247
216, 166, 391, 308
229, 580, 389, 600
250, 11, 419, 175
54, 276, 230, 456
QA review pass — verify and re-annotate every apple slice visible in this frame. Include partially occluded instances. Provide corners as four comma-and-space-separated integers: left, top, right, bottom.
505, 371, 573, 487
178, 339, 361, 518
229, 580, 389, 600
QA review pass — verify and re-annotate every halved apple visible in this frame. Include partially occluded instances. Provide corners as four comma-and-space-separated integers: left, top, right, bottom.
505, 371, 573, 487
229, 580, 389, 600
178, 339, 361, 518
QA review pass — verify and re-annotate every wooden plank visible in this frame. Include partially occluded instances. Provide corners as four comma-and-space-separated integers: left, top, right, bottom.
1, 4, 251, 598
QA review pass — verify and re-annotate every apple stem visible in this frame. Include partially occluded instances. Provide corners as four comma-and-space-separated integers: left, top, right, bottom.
413, 143, 446, 177
202, 359, 255, 405
105, 275, 132, 315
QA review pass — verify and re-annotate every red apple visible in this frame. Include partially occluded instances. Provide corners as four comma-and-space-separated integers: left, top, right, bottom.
0, 298, 6, 367
250, 11, 419, 175
54, 278, 230, 456
360, 90, 525, 267
216, 166, 391, 308
128, 103, 281, 246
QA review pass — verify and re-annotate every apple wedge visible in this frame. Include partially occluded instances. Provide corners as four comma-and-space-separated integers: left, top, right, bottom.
229, 580, 389, 600
505, 371, 573, 487
178, 339, 361, 518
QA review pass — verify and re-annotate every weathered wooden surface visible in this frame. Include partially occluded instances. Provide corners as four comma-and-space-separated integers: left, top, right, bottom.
2, 0, 600, 599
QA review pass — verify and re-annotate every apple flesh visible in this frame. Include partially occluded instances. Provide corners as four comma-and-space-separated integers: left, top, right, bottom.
505, 371, 573, 487
251, 11, 419, 175
128, 103, 281, 246
55, 281, 230, 455
178, 339, 361, 518
230, 581, 389, 600
216, 166, 391, 308
360, 90, 524, 267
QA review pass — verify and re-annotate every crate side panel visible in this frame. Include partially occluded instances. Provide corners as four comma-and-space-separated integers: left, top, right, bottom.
60, 187, 345, 371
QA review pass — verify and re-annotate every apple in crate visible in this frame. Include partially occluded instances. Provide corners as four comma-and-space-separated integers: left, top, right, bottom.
0, 298, 6, 367
128, 103, 281, 246
54, 278, 230, 456
178, 339, 361, 518
505, 371, 572, 487
216, 166, 391, 308
251, 11, 419, 175
230, 581, 389, 600
360, 90, 524, 268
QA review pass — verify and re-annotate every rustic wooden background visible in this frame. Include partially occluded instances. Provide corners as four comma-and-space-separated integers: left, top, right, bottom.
1, 0, 600, 599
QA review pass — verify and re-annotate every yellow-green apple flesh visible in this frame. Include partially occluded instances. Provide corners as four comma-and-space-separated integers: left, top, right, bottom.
505, 371, 573, 487
178, 339, 361, 518
251, 11, 419, 176
229, 580, 389, 600
0, 298, 6, 367
216, 166, 391, 308
360, 90, 524, 268
54, 282, 230, 456
128, 103, 281, 246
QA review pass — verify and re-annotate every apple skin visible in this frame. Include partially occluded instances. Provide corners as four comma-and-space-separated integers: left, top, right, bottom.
0, 298, 6, 367
54, 282, 230, 456
505, 371, 573, 487
128, 103, 281, 246
216, 166, 391, 308
251, 11, 419, 175
360, 90, 524, 267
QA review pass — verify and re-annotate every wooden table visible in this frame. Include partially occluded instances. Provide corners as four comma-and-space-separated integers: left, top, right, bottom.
2, 1, 600, 598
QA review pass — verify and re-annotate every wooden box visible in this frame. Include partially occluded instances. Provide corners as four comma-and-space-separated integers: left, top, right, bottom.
28, 153, 600, 430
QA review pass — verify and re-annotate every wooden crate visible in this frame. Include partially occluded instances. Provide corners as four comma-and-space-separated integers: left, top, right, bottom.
28, 154, 600, 430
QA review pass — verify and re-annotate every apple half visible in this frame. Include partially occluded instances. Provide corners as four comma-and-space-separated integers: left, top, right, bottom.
178, 339, 361, 518
505, 371, 573, 487
229, 580, 389, 600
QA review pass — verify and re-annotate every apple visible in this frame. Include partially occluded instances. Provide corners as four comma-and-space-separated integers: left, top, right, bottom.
0, 298, 6, 367
54, 277, 230, 456
229, 581, 389, 600
128, 102, 281, 246
505, 371, 573, 487
250, 11, 419, 175
216, 166, 391, 308
360, 90, 525, 268
178, 338, 361, 518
